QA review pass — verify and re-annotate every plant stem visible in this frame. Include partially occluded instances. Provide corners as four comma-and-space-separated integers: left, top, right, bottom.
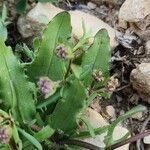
106, 130, 150, 150
64, 59, 72, 80
58, 139, 103, 150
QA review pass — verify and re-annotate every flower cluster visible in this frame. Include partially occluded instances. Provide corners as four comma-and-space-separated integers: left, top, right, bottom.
92, 70, 104, 82
0, 126, 11, 144
106, 77, 119, 92
56, 44, 68, 59
37, 77, 58, 99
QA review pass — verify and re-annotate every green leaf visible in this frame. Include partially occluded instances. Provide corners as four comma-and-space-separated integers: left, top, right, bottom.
34, 125, 54, 142
1, 5, 7, 23
18, 128, 43, 150
81, 29, 111, 86
0, 146, 10, 150
81, 117, 95, 138
50, 78, 87, 134
0, 7, 7, 41
72, 125, 109, 139
37, 89, 60, 111
71, 64, 82, 79
0, 39, 36, 123
105, 105, 147, 147
27, 12, 71, 82
16, 0, 27, 13
12, 125, 22, 150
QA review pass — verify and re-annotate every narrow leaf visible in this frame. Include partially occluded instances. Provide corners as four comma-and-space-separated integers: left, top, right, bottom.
18, 128, 43, 150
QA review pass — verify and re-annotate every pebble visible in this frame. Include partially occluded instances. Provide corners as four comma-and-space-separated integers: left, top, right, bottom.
145, 40, 150, 55
130, 63, 150, 103
144, 134, 150, 145
106, 105, 116, 119
87, 2, 97, 10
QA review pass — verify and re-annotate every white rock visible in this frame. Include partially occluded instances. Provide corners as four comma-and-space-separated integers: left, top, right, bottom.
106, 105, 116, 119
131, 112, 143, 120
70, 10, 119, 49
146, 40, 150, 55
87, 2, 97, 10
113, 126, 129, 150
17, 2, 119, 49
144, 134, 150, 144
17, 3, 63, 38
84, 108, 108, 148
130, 63, 150, 103
119, 0, 150, 22
86, 108, 109, 128
84, 108, 129, 150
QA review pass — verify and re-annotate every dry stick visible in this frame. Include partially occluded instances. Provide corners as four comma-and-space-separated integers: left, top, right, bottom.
58, 139, 103, 150
136, 113, 150, 150
106, 130, 150, 150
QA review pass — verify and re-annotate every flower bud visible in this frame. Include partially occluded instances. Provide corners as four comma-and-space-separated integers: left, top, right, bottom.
106, 77, 119, 92
37, 77, 58, 99
56, 44, 68, 59
0, 125, 12, 144
92, 70, 104, 82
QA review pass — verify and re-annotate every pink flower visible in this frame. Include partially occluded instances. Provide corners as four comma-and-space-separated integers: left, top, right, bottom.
37, 77, 58, 99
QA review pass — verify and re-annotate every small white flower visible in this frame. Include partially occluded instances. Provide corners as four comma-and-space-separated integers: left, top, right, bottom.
92, 70, 104, 82
106, 77, 119, 92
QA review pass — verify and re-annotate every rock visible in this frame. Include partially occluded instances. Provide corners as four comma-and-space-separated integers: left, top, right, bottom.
145, 40, 150, 55
144, 134, 150, 144
17, 3, 63, 38
131, 112, 143, 120
130, 63, 150, 103
84, 108, 108, 148
118, 0, 150, 40
119, 0, 150, 24
17, 2, 119, 49
113, 126, 129, 150
70, 10, 119, 48
106, 105, 116, 119
84, 108, 129, 149
87, 2, 97, 10
86, 108, 108, 128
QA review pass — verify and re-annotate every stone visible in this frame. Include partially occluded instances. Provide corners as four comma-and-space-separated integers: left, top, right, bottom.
118, 0, 150, 39
84, 108, 108, 148
83, 108, 129, 150
119, 0, 150, 23
17, 2, 119, 49
144, 134, 150, 144
106, 105, 116, 119
113, 126, 129, 150
131, 112, 143, 120
130, 63, 150, 103
17, 3, 63, 38
145, 40, 150, 55
87, 2, 97, 10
